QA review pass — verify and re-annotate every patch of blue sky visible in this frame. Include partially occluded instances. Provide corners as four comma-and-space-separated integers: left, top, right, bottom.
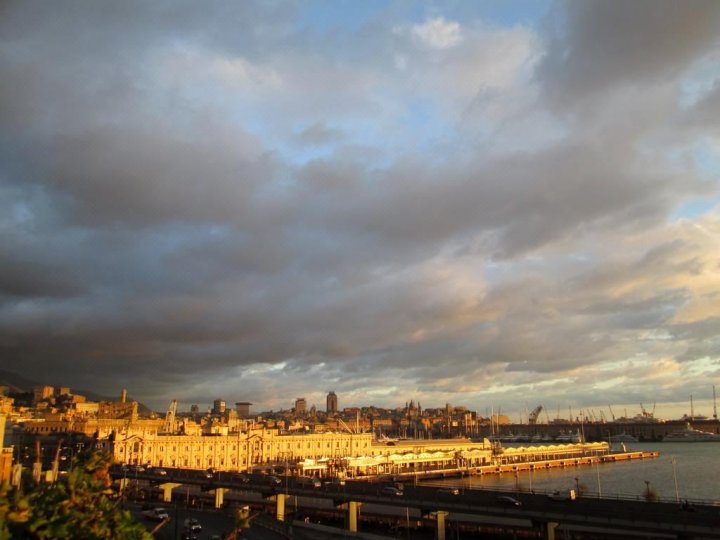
429, 0, 551, 27
678, 54, 720, 110
296, 1, 549, 36
296, 0, 395, 33
394, 98, 458, 158
673, 141, 720, 219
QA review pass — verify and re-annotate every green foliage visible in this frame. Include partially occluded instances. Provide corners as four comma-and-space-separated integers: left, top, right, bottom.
0, 449, 151, 540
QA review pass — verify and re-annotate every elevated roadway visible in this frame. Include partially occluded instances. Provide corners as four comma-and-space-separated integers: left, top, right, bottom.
111, 466, 720, 539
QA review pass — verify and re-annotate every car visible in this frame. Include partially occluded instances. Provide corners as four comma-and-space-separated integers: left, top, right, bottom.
496, 495, 522, 507
438, 487, 460, 496
232, 472, 250, 483
151, 467, 168, 476
297, 476, 322, 488
183, 518, 202, 532
142, 507, 170, 521
203, 468, 216, 479
380, 486, 404, 496
130, 465, 145, 473
266, 475, 282, 486
322, 477, 346, 487
547, 489, 575, 501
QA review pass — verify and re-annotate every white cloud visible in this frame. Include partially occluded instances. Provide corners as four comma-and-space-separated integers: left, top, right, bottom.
411, 17, 463, 50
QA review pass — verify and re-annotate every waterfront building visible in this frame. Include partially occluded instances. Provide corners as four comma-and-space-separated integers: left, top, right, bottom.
98, 422, 610, 480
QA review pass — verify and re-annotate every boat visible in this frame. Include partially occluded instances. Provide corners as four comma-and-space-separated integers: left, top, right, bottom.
608, 433, 638, 443
555, 429, 583, 443
663, 423, 720, 442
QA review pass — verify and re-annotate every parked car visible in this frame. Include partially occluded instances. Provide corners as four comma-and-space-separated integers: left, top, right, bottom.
150, 467, 168, 476
380, 486, 403, 496
142, 507, 170, 521
183, 518, 202, 532
496, 495, 522, 507
203, 468, 216, 479
438, 487, 460, 496
297, 476, 322, 488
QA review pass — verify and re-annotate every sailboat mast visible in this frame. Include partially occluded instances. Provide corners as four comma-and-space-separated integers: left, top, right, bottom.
690, 394, 694, 421
714, 386, 718, 421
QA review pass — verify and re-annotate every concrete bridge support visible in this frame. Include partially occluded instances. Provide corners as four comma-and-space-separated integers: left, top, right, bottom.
542, 521, 559, 540
347, 500, 360, 533
275, 493, 286, 521
436, 511, 449, 540
118, 476, 128, 493
213, 487, 227, 509
159, 482, 181, 502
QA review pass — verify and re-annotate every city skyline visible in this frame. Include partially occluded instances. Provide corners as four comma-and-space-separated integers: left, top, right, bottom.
2, 1, 720, 418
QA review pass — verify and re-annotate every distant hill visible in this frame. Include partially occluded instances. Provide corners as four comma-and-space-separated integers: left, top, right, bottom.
0, 369, 151, 412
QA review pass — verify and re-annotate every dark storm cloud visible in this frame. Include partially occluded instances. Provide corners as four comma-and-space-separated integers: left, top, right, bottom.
537, 0, 720, 108
1, 1, 719, 412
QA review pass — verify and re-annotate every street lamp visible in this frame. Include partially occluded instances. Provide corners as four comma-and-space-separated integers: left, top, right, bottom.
60, 446, 75, 473
595, 459, 601, 498
644, 480, 651, 501
574, 477, 579, 496
671, 457, 679, 503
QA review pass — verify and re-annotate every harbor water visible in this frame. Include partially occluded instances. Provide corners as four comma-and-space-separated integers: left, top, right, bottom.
431, 442, 720, 503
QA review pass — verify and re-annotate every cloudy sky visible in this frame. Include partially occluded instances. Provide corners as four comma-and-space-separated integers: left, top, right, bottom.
2, 1, 720, 418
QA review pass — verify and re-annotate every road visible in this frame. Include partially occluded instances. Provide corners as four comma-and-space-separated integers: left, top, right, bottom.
126, 502, 288, 540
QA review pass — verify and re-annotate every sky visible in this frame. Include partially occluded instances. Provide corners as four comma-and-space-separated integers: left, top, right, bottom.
2, 1, 720, 419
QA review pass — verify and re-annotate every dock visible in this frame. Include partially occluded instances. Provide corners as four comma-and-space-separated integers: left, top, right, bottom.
387, 450, 659, 482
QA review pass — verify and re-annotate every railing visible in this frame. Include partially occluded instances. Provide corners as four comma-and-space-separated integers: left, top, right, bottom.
420, 480, 720, 507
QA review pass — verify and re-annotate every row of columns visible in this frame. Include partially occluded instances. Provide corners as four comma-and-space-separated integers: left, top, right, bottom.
151, 483, 562, 540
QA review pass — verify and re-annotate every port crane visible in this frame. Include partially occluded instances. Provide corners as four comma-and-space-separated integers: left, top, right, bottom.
528, 405, 543, 425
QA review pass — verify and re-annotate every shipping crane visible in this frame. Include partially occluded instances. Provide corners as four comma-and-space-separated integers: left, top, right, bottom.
336, 416, 356, 435
528, 405, 543, 425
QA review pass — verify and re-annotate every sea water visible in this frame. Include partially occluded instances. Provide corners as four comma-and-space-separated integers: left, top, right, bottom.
435, 442, 720, 503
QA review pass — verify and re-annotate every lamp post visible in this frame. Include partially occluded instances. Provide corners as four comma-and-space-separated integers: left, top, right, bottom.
574, 477, 579, 496
595, 458, 601, 498
60, 446, 74, 474
644, 480, 651, 501
671, 457, 679, 503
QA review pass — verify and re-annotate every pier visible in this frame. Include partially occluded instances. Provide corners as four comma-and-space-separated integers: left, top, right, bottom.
371, 449, 659, 482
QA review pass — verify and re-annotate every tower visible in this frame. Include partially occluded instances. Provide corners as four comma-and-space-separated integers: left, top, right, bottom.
235, 402, 252, 417
212, 399, 226, 415
326, 391, 338, 414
